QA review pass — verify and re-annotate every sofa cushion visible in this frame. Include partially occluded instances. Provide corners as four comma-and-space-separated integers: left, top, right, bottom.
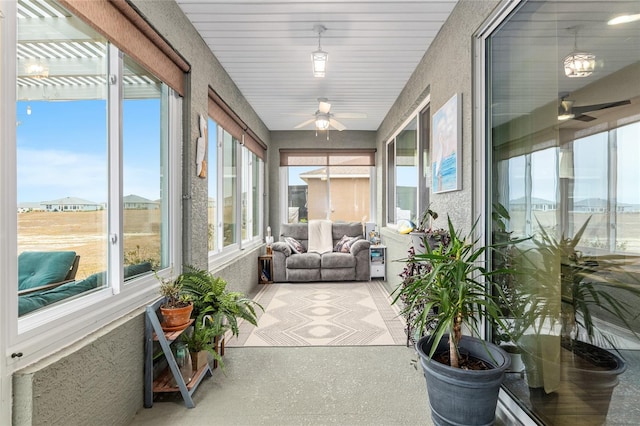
18, 251, 77, 291
284, 236, 306, 254
280, 223, 309, 242
334, 235, 361, 253
332, 222, 364, 242
286, 252, 321, 269
322, 252, 356, 269
18, 272, 101, 316
124, 261, 153, 279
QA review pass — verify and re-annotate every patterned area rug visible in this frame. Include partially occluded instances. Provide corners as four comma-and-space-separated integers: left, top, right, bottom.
227, 281, 407, 347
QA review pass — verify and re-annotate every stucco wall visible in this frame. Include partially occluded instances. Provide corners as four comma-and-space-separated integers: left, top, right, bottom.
13, 311, 144, 426
131, 0, 271, 271
377, 0, 500, 270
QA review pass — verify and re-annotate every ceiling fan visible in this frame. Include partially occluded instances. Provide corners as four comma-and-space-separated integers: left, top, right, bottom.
558, 95, 631, 122
293, 98, 366, 131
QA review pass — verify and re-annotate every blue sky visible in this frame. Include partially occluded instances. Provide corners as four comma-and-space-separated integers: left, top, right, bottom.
17, 99, 161, 203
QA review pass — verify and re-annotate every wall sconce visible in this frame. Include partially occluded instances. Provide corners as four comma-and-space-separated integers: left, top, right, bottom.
311, 25, 328, 78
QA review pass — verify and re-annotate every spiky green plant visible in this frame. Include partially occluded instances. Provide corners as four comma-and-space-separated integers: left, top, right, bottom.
513, 216, 640, 349
393, 216, 516, 368
179, 265, 263, 338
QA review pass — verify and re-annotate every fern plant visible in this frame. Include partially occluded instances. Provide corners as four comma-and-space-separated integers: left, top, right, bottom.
179, 265, 263, 338
180, 316, 226, 369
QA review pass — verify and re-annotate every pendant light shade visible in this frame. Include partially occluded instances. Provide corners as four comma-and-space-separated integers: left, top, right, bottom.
312, 25, 328, 78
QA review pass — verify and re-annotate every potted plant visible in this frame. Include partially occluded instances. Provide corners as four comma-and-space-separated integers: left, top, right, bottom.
156, 270, 193, 331
393, 215, 515, 426
510, 217, 640, 421
409, 206, 446, 255
180, 315, 226, 371
179, 265, 263, 339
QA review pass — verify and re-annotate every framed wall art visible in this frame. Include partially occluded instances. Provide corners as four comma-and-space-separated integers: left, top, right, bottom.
431, 93, 461, 193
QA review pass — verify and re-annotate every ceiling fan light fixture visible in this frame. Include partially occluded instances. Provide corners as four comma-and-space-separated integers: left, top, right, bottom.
315, 113, 330, 130
311, 25, 328, 78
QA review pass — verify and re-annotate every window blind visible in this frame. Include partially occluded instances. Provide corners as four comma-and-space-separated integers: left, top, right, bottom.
59, 0, 189, 96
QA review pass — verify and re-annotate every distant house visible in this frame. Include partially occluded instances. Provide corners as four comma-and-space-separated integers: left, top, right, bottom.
574, 198, 640, 213
510, 196, 557, 212
123, 194, 159, 210
41, 196, 102, 212
17, 202, 44, 213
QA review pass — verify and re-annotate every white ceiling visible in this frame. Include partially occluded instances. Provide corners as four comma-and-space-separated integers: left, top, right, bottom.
175, 0, 459, 131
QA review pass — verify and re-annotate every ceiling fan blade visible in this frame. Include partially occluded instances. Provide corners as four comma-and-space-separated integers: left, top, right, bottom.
330, 118, 347, 131
572, 100, 631, 115
333, 112, 367, 119
318, 101, 331, 114
294, 118, 316, 129
574, 114, 597, 122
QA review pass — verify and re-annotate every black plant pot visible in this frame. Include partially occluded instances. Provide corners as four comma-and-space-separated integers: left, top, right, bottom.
417, 334, 511, 426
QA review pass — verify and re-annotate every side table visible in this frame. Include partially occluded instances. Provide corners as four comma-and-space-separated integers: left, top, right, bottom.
258, 255, 273, 284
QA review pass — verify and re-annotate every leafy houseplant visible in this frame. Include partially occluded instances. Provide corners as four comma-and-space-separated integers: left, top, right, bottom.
393, 215, 515, 425
409, 206, 448, 255
180, 316, 226, 371
156, 271, 193, 330
179, 265, 263, 339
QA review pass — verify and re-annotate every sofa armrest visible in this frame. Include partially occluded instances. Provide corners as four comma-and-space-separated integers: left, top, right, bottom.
272, 241, 291, 257
350, 239, 371, 256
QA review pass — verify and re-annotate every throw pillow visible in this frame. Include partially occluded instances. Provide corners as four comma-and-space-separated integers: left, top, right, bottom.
284, 236, 306, 254
334, 235, 361, 253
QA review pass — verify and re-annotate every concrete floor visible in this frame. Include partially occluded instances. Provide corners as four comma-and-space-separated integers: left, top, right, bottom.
130, 345, 434, 425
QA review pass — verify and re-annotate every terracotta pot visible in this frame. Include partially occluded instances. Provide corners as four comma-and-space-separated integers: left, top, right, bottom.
160, 303, 193, 330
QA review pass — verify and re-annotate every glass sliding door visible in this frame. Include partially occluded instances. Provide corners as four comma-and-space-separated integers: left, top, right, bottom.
486, 1, 640, 424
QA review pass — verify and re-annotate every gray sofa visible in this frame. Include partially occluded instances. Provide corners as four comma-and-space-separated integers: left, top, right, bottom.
271, 222, 371, 282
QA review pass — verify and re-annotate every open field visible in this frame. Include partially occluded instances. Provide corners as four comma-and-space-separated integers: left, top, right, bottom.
18, 210, 161, 279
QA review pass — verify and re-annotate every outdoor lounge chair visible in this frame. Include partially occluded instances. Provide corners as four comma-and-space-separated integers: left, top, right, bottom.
17, 251, 80, 296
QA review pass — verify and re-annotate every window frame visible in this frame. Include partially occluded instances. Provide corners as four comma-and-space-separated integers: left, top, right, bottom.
207, 121, 265, 268
2, 0, 183, 370
278, 150, 376, 224
385, 95, 431, 227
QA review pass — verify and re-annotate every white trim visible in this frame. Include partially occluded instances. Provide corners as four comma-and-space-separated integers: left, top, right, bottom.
279, 166, 288, 225
385, 95, 431, 145
1, 1, 17, 422
384, 94, 431, 227
108, 44, 124, 294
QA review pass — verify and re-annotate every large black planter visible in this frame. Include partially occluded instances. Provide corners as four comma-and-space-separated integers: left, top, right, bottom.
417, 334, 510, 426
521, 336, 626, 424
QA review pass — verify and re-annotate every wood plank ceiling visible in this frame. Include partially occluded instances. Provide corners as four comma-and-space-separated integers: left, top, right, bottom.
175, 0, 459, 131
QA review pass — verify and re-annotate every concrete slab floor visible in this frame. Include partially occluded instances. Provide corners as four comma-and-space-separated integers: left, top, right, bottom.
130, 345, 435, 426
